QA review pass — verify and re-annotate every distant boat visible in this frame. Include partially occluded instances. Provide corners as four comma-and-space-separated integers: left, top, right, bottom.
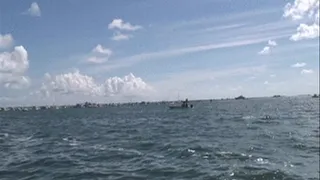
312, 94, 319, 98
168, 98, 193, 109
169, 104, 193, 109
273, 95, 281, 98
235, 95, 246, 100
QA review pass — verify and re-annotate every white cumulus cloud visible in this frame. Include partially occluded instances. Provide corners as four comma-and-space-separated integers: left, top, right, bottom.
0, 34, 14, 49
258, 40, 277, 55
104, 73, 153, 97
283, 0, 319, 20
33, 83, 50, 98
87, 44, 112, 64
301, 69, 314, 74
258, 46, 271, 55
26, 2, 41, 17
0, 46, 30, 89
290, 23, 319, 41
92, 44, 112, 55
39, 70, 154, 100
2, 75, 30, 89
284, 0, 319, 41
108, 19, 142, 31
0, 46, 29, 74
111, 31, 131, 41
291, 62, 307, 67
268, 40, 277, 46
44, 70, 103, 96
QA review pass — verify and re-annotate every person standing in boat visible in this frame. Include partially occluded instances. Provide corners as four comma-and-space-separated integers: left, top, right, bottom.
182, 98, 189, 107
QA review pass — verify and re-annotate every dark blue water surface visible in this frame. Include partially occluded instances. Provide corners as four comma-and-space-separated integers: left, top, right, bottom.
0, 97, 319, 180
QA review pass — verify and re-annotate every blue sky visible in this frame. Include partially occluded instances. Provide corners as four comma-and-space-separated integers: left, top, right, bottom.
0, 0, 319, 106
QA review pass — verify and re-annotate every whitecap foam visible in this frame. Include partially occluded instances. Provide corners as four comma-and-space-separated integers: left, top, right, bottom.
16, 135, 33, 142
255, 157, 269, 164
241, 153, 252, 158
117, 147, 143, 155
284, 161, 294, 167
92, 144, 107, 150
187, 149, 195, 153
62, 137, 80, 146
218, 151, 233, 155
242, 115, 256, 120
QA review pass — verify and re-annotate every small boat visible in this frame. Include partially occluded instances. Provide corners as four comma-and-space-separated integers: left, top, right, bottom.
169, 104, 193, 109
235, 95, 246, 100
168, 98, 193, 109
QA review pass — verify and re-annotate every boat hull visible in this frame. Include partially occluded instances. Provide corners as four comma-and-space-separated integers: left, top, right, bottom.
168, 106, 192, 109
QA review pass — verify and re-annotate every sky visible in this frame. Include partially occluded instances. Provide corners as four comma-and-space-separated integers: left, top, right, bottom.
0, 0, 319, 106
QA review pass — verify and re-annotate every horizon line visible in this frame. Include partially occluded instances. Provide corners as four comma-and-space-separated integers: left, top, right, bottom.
0, 93, 318, 109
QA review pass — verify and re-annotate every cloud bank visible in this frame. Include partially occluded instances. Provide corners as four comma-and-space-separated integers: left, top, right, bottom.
0, 45, 30, 89
283, 0, 319, 41
36, 70, 154, 101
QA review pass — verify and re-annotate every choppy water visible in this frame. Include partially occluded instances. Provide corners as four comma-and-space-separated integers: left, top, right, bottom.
0, 97, 319, 180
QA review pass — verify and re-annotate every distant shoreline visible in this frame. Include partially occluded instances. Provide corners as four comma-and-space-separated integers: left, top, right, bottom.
0, 94, 318, 112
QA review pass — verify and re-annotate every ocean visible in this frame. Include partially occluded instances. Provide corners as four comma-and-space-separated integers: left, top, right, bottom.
0, 97, 319, 180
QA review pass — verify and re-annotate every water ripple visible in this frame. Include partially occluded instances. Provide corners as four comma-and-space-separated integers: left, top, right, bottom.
0, 97, 319, 179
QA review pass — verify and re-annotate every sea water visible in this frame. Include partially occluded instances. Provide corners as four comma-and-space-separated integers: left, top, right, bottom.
0, 97, 319, 180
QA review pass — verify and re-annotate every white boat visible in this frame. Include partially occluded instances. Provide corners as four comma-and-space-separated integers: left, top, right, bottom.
168, 105, 193, 109
168, 98, 193, 109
